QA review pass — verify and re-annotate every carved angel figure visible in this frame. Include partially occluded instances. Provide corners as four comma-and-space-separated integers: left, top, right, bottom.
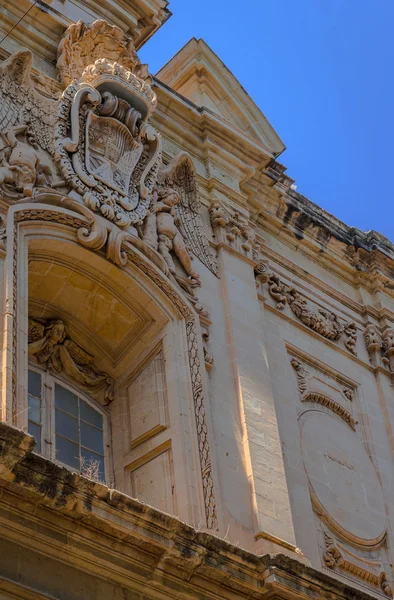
144, 186, 200, 282
28, 318, 113, 404
143, 152, 218, 281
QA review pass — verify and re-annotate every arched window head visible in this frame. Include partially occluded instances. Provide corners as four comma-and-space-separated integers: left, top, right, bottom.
28, 368, 107, 483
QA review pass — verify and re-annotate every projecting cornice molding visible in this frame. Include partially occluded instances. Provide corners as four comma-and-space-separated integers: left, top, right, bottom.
0, 421, 383, 600
156, 38, 285, 158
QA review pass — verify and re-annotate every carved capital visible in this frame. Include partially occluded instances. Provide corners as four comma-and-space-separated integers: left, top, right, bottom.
363, 323, 382, 367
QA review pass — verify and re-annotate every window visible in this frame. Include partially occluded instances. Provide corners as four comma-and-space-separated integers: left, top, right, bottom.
28, 369, 106, 482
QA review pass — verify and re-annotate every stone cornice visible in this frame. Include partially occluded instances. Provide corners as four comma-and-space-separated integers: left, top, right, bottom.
0, 422, 381, 600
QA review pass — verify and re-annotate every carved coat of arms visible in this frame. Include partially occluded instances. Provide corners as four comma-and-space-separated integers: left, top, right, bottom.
85, 112, 143, 196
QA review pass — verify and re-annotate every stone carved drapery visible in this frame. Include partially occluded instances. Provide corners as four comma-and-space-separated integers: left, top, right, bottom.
266, 274, 358, 354
28, 318, 114, 404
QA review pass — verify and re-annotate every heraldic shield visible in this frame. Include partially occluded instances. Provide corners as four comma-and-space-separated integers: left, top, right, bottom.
85, 112, 143, 197
55, 60, 162, 228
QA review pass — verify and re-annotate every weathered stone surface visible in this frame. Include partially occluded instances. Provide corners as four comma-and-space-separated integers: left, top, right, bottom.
1, 3, 394, 600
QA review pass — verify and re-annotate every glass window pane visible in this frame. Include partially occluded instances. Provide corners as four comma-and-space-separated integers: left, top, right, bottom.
55, 409, 78, 442
81, 421, 104, 454
80, 400, 103, 429
81, 449, 105, 482
28, 370, 41, 398
55, 384, 78, 416
28, 422, 41, 453
28, 394, 41, 425
55, 435, 79, 469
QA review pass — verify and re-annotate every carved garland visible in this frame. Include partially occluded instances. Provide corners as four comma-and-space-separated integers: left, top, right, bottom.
12, 207, 218, 530
268, 274, 358, 354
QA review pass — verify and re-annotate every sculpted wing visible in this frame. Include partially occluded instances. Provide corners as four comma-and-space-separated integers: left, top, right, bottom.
0, 51, 56, 152
158, 153, 219, 277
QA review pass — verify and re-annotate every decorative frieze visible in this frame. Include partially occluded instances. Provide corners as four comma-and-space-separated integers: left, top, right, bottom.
267, 274, 358, 354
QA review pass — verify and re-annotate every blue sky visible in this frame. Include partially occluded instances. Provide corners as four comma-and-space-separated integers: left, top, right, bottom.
140, 0, 394, 241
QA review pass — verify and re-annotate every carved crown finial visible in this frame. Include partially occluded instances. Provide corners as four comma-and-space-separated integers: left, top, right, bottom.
57, 19, 151, 88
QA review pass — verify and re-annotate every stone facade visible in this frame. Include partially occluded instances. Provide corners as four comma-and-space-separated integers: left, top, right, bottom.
0, 3, 394, 600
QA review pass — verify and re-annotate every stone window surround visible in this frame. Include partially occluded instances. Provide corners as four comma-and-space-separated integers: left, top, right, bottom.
27, 364, 110, 483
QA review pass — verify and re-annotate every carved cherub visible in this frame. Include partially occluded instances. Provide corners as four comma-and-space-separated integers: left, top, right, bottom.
144, 186, 200, 282
0, 124, 50, 196
142, 152, 218, 282
28, 318, 113, 404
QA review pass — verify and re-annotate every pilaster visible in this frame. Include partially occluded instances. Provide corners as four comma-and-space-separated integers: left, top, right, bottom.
210, 201, 297, 552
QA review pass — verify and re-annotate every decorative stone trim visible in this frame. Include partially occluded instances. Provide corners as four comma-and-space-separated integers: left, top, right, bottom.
13, 205, 219, 530
267, 273, 358, 354
302, 392, 355, 430
323, 534, 392, 597
290, 357, 355, 429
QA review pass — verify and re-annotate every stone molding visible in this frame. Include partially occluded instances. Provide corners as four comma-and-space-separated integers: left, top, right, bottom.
290, 358, 355, 430
11, 203, 219, 530
0, 421, 383, 600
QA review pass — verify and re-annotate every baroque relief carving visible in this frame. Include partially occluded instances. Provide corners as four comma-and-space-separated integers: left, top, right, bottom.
144, 153, 218, 282
268, 274, 358, 354
55, 61, 161, 228
209, 199, 258, 260
0, 125, 51, 198
57, 20, 151, 88
363, 323, 394, 383
323, 533, 392, 597
0, 52, 56, 200
1, 17, 220, 529
290, 358, 355, 429
28, 318, 114, 404
14, 207, 218, 530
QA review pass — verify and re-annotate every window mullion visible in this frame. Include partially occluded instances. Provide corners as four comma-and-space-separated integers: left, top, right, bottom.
44, 372, 55, 461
